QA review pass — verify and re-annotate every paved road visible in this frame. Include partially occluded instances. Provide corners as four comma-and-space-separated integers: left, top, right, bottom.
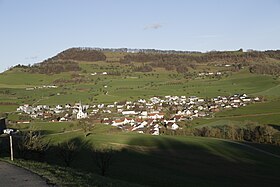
0, 161, 52, 187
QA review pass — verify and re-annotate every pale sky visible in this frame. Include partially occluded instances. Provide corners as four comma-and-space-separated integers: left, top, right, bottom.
0, 0, 280, 72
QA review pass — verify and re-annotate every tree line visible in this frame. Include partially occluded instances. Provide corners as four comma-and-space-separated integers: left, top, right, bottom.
9, 48, 280, 75
193, 124, 277, 144
249, 63, 280, 76
162, 123, 279, 145
119, 50, 274, 71
45, 48, 107, 62
29, 61, 81, 74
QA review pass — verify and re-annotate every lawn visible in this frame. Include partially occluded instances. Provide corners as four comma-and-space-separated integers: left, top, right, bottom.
1, 67, 279, 105
1, 52, 280, 186
3, 106, 280, 187
0, 105, 18, 112
12, 129, 280, 187
1, 66, 280, 128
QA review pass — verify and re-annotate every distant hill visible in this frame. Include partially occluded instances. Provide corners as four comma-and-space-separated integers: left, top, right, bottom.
41, 48, 280, 68
44, 47, 107, 62
7, 47, 280, 75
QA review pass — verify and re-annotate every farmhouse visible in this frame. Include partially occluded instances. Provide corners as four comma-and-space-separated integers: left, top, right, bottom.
122, 111, 138, 115
111, 119, 124, 127
148, 113, 164, 120
171, 123, 179, 130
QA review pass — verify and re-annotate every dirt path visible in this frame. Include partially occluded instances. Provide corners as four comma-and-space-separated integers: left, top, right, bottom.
32, 97, 50, 107
0, 161, 52, 187
46, 128, 82, 136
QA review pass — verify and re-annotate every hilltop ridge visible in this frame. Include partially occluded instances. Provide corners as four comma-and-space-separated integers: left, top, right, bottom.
6, 47, 280, 76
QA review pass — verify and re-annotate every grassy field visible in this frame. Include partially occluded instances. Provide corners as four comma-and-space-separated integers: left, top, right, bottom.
1, 61, 280, 131
1, 67, 279, 105
3, 123, 280, 186
1, 58, 280, 186
192, 99, 280, 127
0, 104, 18, 112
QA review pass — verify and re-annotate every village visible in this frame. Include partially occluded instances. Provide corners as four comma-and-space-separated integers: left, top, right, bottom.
15, 93, 261, 135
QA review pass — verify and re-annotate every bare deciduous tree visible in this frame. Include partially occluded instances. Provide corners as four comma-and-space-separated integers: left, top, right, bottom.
91, 147, 115, 176
57, 140, 79, 167
16, 130, 50, 160
79, 120, 94, 137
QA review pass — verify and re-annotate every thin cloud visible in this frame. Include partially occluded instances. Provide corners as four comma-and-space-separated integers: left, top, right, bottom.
25, 56, 38, 60
144, 23, 163, 30
195, 35, 221, 38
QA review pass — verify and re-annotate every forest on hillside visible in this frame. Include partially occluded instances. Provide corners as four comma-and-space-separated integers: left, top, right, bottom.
10, 48, 280, 75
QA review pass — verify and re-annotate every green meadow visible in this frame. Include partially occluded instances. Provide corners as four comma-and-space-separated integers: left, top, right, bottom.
1, 66, 279, 104
1, 56, 280, 186
1, 61, 279, 128
4, 122, 280, 187
193, 99, 280, 127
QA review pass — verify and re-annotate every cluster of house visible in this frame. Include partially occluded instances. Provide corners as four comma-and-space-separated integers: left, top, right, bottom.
101, 94, 260, 135
16, 102, 89, 123
198, 72, 222, 76
26, 85, 58, 91
91, 72, 108, 76
16, 93, 261, 135
215, 64, 232, 67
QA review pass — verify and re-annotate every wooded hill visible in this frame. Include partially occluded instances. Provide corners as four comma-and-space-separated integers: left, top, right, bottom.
12, 48, 280, 75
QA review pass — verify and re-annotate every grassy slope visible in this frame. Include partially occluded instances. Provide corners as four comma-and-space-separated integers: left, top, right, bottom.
7, 123, 279, 187
1, 69, 278, 105
193, 99, 280, 127
44, 132, 280, 186
1, 57, 280, 185
1, 61, 280, 127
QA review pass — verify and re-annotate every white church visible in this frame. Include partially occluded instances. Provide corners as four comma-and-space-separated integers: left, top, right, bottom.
76, 103, 88, 119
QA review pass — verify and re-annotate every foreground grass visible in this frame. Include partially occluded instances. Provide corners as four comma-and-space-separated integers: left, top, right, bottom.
44, 132, 280, 187
2, 124, 280, 187
1, 158, 142, 187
